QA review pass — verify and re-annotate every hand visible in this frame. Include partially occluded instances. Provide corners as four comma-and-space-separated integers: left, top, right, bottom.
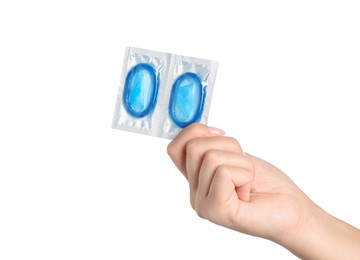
167, 123, 360, 259
167, 123, 308, 242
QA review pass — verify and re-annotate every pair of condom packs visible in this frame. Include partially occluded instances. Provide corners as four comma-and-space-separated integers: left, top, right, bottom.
112, 47, 218, 139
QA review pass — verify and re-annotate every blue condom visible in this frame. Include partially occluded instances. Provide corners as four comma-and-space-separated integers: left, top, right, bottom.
169, 72, 206, 128
123, 63, 159, 118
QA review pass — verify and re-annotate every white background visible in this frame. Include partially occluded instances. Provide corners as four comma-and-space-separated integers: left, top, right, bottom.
1, 1, 359, 259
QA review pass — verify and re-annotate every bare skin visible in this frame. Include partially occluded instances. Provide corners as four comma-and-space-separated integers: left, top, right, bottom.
167, 123, 360, 259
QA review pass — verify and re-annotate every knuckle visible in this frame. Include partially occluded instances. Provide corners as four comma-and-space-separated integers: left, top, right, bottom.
215, 165, 230, 178
244, 169, 253, 180
195, 209, 205, 219
225, 136, 242, 152
195, 202, 207, 219
242, 155, 255, 172
167, 123, 208, 158
190, 198, 196, 211
189, 192, 196, 211
238, 169, 253, 185
203, 149, 220, 164
186, 138, 202, 156
167, 142, 175, 157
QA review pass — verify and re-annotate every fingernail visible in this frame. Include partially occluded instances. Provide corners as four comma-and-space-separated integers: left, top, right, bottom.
208, 126, 225, 136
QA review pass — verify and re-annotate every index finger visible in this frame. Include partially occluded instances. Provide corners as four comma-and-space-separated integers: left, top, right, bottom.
167, 123, 225, 177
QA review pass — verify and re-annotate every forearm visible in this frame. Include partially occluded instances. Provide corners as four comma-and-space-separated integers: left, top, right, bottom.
281, 201, 360, 259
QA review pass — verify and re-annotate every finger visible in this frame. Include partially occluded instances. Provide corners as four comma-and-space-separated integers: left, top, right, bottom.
197, 150, 253, 203
167, 123, 225, 178
208, 165, 253, 203
186, 136, 243, 197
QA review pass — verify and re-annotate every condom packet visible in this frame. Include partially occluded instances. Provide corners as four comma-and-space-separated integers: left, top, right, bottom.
112, 47, 218, 139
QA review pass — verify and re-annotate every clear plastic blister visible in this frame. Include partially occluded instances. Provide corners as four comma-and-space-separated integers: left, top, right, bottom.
161, 55, 218, 139
112, 47, 218, 139
112, 47, 171, 135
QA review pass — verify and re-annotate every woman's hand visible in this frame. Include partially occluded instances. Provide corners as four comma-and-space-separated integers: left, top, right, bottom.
167, 123, 360, 259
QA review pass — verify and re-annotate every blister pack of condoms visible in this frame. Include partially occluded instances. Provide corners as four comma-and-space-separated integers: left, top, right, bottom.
112, 47, 218, 139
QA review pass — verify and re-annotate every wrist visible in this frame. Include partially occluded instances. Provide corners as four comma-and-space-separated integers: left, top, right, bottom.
282, 199, 330, 258
279, 197, 360, 259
